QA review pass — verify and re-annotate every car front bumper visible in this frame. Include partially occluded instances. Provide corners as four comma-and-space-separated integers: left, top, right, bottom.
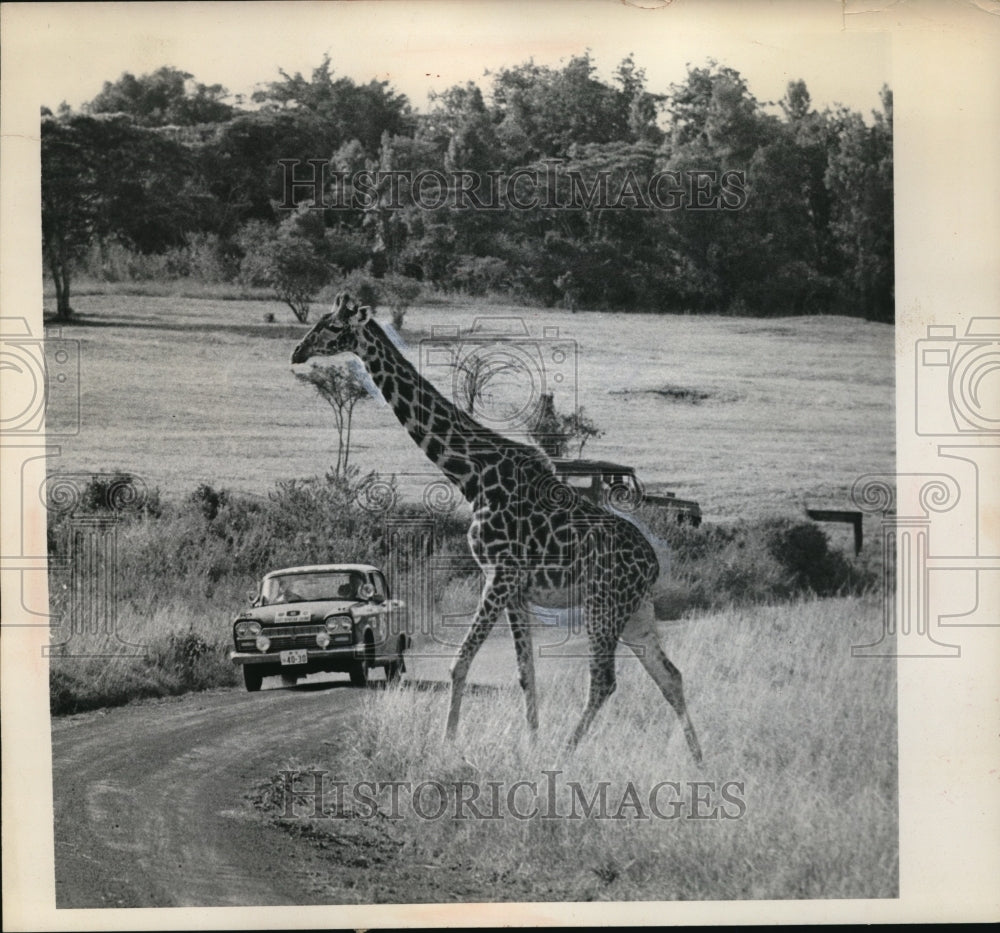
229, 646, 365, 667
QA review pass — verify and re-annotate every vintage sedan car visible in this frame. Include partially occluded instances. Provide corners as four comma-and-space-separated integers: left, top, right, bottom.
230, 563, 411, 692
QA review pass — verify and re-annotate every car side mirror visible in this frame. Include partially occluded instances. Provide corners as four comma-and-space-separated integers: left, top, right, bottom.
358, 582, 376, 601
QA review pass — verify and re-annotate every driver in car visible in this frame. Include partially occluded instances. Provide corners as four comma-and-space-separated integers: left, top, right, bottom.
273, 578, 302, 603
337, 572, 367, 600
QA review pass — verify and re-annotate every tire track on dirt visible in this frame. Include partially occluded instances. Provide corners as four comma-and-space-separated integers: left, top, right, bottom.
52, 681, 366, 907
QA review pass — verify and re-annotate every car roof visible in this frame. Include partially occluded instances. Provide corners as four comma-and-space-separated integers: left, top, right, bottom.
550, 457, 637, 476
264, 564, 378, 579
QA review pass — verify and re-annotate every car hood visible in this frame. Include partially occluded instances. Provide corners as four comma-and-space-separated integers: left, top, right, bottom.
238, 600, 361, 624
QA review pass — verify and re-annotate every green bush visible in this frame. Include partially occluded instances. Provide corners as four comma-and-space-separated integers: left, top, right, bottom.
449, 256, 513, 296
639, 509, 876, 614
234, 220, 277, 288
380, 272, 421, 331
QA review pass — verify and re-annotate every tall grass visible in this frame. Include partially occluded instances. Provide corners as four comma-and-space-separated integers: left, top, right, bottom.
254, 596, 897, 901
48, 603, 240, 714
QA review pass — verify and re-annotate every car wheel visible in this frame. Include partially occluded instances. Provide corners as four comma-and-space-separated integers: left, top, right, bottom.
243, 667, 263, 692
384, 637, 406, 684
349, 658, 368, 687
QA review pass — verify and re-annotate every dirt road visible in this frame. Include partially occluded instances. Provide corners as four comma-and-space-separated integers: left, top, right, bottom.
51, 679, 370, 908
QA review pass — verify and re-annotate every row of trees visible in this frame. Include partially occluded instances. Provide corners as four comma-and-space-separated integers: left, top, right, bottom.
42, 56, 893, 321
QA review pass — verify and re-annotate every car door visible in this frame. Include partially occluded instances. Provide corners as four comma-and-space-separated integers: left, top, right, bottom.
368, 571, 392, 658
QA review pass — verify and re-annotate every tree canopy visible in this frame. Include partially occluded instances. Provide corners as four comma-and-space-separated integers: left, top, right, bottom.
42, 57, 894, 322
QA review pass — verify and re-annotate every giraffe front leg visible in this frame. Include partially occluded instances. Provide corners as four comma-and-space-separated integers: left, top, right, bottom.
507, 602, 538, 733
444, 569, 513, 740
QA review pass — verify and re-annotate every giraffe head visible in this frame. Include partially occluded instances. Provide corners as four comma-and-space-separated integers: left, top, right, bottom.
290, 292, 373, 364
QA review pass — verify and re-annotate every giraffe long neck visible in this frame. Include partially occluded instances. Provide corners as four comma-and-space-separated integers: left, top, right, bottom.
354, 321, 506, 503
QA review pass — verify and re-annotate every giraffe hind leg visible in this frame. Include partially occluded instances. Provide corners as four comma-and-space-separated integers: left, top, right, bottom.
622, 601, 703, 765
566, 637, 617, 751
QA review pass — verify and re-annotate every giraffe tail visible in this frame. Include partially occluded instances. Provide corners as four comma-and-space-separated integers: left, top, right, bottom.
648, 533, 684, 620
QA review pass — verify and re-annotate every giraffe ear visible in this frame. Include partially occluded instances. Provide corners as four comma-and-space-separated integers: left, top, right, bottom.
358, 305, 375, 320
332, 292, 356, 321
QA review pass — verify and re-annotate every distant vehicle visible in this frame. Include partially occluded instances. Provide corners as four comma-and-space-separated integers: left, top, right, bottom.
551, 457, 702, 526
230, 563, 411, 692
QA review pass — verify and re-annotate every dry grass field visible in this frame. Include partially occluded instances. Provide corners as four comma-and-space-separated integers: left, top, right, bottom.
45, 293, 893, 521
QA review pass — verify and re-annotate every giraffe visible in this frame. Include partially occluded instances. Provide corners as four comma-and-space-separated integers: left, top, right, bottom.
291, 293, 702, 762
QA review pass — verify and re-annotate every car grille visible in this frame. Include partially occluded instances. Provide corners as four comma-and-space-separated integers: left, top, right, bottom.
264, 624, 323, 638
250, 625, 355, 652
235, 621, 356, 653
263, 626, 320, 651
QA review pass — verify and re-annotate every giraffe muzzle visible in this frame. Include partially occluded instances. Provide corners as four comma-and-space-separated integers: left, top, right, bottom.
291, 341, 309, 365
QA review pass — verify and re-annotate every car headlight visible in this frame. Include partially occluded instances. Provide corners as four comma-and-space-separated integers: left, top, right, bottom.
255, 635, 271, 652
324, 615, 352, 633
235, 619, 262, 638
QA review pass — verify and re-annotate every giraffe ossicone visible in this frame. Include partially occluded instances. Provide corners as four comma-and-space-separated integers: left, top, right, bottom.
291, 292, 702, 763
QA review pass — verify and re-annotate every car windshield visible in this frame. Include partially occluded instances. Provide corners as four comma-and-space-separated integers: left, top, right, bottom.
261, 571, 366, 605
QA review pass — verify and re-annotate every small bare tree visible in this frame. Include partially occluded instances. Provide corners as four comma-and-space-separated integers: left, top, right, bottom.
382, 273, 421, 332
453, 348, 519, 416
529, 391, 565, 457
295, 362, 370, 477
561, 406, 603, 457
529, 391, 603, 458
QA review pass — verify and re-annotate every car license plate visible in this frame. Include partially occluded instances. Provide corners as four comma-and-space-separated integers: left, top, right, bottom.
280, 649, 308, 666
